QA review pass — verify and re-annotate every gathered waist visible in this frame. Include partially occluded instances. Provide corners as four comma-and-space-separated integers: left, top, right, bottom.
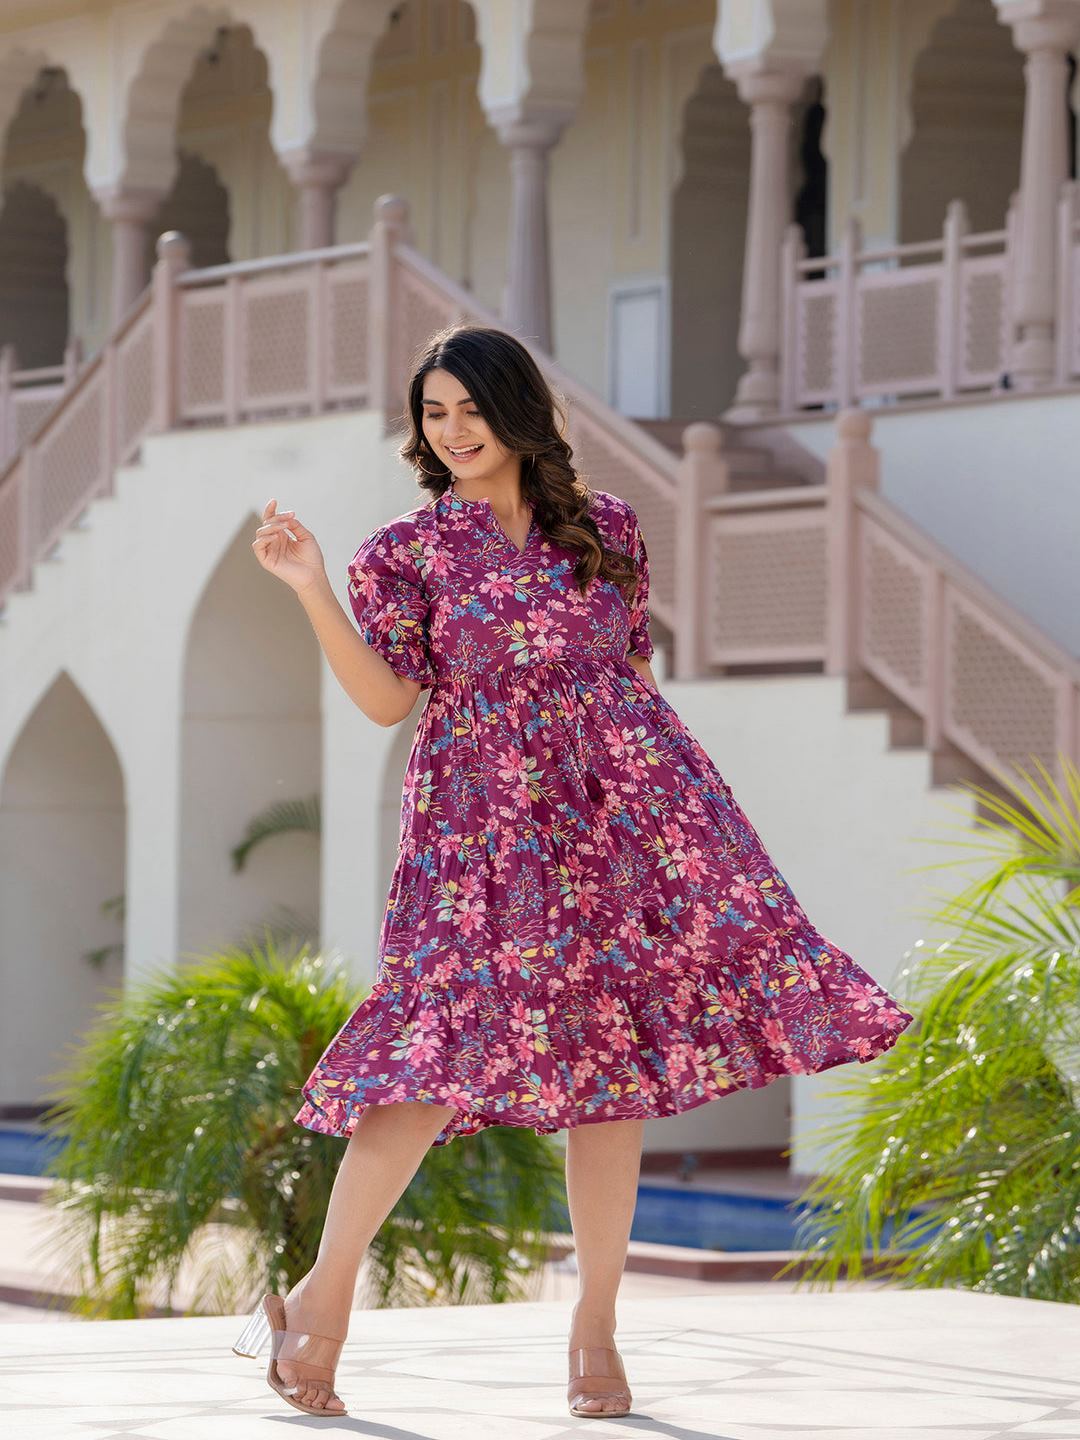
431, 648, 633, 691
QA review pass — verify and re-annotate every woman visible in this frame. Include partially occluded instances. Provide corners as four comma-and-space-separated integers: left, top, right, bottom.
237, 323, 915, 1418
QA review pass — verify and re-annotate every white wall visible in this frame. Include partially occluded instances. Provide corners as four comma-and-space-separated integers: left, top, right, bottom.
785, 393, 1080, 660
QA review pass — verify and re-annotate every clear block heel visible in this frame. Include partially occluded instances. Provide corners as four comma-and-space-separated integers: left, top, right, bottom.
232, 1299, 272, 1358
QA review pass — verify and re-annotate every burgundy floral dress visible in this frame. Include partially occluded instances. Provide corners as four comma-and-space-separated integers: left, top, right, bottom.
293, 478, 914, 1146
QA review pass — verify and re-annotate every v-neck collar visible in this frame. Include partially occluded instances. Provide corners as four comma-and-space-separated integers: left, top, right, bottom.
443, 478, 537, 558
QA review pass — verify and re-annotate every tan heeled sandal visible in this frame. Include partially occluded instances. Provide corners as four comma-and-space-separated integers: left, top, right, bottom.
567, 1345, 633, 1418
232, 1292, 349, 1417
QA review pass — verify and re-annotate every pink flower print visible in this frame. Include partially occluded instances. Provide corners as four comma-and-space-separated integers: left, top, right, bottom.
494, 745, 539, 805
593, 991, 623, 1026
608, 1026, 634, 1056
507, 996, 542, 1063
572, 1055, 598, 1086
665, 1041, 695, 1082
797, 954, 822, 992
430, 956, 465, 986
526, 604, 556, 640
482, 1050, 515, 1083
565, 953, 592, 984
618, 912, 649, 946
727, 874, 764, 912
850, 1035, 876, 1060
436, 1083, 473, 1107
538, 1079, 567, 1116
480, 570, 520, 604
845, 980, 886, 1014
445, 875, 487, 937
762, 1017, 793, 1055
493, 942, 527, 981
406, 1029, 443, 1064
653, 952, 683, 976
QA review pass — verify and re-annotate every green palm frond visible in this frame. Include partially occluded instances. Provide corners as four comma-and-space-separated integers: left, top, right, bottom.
901, 755, 1080, 906
231, 794, 322, 871
36, 931, 565, 1319
779, 751, 1080, 1302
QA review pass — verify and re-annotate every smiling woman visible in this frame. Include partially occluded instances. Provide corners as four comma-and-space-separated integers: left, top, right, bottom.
251, 321, 914, 1425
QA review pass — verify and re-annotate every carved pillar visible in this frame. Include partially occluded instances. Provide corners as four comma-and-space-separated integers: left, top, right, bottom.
725, 69, 806, 420
97, 189, 163, 324
283, 150, 355, 251
1005, 7, 1080, 388
492, 115, 565, 355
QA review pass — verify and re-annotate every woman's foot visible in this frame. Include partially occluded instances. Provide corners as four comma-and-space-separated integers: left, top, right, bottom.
276, 1281, 349, 1413
568, 1305, 628, 1415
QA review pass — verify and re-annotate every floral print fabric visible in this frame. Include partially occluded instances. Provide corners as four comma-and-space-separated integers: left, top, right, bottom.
293, 479, 915, 1146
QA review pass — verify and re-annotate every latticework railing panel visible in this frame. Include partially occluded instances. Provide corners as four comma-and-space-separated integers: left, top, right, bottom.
856, 514, 930, 713
794, 283, 839, 405
241, 279, 313, 411
35, 373, 106, 546
857, 270, 941, 396
945, 591, 1061, 775
707, 508, 828, 663
117, 309, 154, 459
13, 390, 64, 452
0, 455, 23, 596
326, 267, 369, 397
179, 289, 227, 418
960, 256, 1007, 387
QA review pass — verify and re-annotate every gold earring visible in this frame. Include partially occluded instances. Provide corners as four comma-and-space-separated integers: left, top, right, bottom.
416, 454, 445, 477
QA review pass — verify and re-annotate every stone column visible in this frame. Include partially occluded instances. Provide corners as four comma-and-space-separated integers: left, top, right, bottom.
725, 68, 806, 420
493, 115, 564, 355
283, 149, 355, 251
96, 189, 163, 325
1004, 8, 1080, 388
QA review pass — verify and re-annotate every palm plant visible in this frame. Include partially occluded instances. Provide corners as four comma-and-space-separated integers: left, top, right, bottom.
37, 933, 566, 1319
783, 755, 1080, 1302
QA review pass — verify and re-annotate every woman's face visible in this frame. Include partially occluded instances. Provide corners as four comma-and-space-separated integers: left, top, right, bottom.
420, 367, 515, 483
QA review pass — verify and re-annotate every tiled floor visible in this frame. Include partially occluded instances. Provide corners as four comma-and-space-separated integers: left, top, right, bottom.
0, 1286, 1076, 1440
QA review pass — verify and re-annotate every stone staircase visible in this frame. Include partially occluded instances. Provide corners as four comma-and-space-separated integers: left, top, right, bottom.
635, 415, 1013, 813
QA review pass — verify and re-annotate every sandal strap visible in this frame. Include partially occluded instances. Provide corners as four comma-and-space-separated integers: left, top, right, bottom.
568, 1345, 626, 1382
272, 1327, 344, 1374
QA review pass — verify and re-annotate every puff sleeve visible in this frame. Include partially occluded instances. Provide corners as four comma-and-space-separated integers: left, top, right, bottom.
623, 503, 654, 661
346, 524, 436, 689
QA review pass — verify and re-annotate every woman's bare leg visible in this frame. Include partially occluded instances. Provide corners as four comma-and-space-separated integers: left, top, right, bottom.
279, 1099, 456, 1411
564, 1117, 644, 1414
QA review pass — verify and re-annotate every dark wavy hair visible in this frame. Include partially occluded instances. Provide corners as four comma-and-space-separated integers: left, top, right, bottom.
397, 323, 639, 603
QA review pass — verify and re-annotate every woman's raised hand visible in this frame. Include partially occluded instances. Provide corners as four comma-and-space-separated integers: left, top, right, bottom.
252, 498, 327, 594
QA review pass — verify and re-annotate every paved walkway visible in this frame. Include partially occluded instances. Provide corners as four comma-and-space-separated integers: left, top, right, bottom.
0, 1286, 1076, 1439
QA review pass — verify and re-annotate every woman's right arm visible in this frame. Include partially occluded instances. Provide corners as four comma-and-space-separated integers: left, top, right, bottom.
252, 497, 421, 728
295, 572, 422, 727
